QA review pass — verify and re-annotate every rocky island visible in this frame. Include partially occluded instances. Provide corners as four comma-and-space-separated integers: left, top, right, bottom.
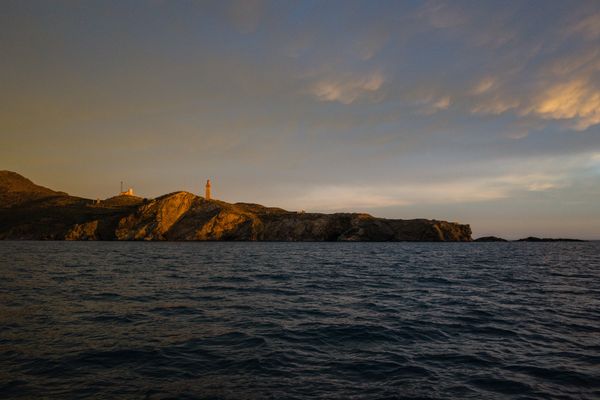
0, 171, 472, 241
474, 236, 586, 242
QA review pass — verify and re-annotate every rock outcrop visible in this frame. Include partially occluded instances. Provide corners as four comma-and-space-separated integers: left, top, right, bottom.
65, 220, 101, 240
115, 192, 197, 240
475, 236, 508, 242
0, 171, 473, 241
516, 237, 585, 242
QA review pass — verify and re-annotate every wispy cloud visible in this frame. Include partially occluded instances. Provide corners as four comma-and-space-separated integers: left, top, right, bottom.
470, 96, 519, 115
525, 78, 600, 130
465, 56, 600, 130
566, 11, 600, 40
310, 71, 385, 104
420, 1, 469, 29
291, 171, 569, 212
470, 77, 496, 95
408, 87, 452, 115
429, 95, 451, 111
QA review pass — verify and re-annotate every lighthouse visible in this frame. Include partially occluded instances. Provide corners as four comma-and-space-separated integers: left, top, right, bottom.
205, 179, 211, 200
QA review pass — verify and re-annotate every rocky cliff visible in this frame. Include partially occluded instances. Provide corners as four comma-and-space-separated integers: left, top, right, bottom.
0, 171, 472, 241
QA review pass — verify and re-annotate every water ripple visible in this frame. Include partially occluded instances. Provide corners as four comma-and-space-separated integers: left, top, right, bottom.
1, 241, 599, 399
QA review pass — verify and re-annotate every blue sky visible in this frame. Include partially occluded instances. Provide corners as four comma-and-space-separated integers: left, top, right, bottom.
1, 0, 599, 238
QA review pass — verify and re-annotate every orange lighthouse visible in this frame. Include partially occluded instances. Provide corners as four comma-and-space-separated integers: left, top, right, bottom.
205, 179, 211, 200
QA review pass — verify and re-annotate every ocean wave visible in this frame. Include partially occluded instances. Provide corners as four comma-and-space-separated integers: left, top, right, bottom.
1, 241, 599, 399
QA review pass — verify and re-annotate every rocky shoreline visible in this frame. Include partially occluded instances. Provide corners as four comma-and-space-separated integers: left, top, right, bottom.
474, 236, 586, 242
1, 171, 472, 242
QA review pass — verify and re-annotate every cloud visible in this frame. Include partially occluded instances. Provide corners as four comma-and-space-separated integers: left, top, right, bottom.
420, 1, 469, 29
495, 173, 567, 192
525, 78, 600, 130
290, 171, 568, 212
402, 2, 600, 132
293, 182, 504, 211
310, 71, 385, 104
590, 153, 600, 174
470, 77, 496, 95
566, 11, 600, 40
543, 48, 600, 76
432, 95, 451, 110
407, 87, 452, 114
418, 0, 520, 48
470, 96, 520, 115
464, 50, 600, 130
418, 95, 451, 115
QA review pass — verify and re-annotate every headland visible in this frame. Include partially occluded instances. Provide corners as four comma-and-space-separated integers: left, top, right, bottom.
0, 171, 471, 241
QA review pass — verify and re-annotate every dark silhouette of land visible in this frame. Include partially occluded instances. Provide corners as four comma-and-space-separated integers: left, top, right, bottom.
475, 236, 585, 242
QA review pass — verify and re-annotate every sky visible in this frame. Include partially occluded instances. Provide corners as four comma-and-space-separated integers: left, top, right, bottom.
1, 0, 600, 239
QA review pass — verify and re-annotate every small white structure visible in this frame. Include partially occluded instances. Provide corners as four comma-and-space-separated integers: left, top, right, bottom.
119, 181, 134, 196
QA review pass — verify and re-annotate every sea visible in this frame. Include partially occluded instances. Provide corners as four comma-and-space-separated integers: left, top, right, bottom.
1, 241, 599, 399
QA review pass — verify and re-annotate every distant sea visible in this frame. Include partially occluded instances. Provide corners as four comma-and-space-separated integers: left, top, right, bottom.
1, 242, 599, 399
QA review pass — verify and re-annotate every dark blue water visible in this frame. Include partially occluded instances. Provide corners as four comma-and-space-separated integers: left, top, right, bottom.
1, 242, 599, 399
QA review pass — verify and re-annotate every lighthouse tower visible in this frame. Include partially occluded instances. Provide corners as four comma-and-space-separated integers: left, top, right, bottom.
205, 179, 211, 200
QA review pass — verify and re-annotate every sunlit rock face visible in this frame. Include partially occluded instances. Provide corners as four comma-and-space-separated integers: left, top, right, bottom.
107, 192, 472, 241
0, 171, 472, 242
115, 192, 197, 240
65, 220, 100, 240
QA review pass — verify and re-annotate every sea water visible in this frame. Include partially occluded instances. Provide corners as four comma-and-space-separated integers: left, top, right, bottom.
1, 241, 599, 399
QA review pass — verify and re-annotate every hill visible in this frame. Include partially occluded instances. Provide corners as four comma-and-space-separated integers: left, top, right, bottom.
0, 171, 472, 241
0, 170, 67, 207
